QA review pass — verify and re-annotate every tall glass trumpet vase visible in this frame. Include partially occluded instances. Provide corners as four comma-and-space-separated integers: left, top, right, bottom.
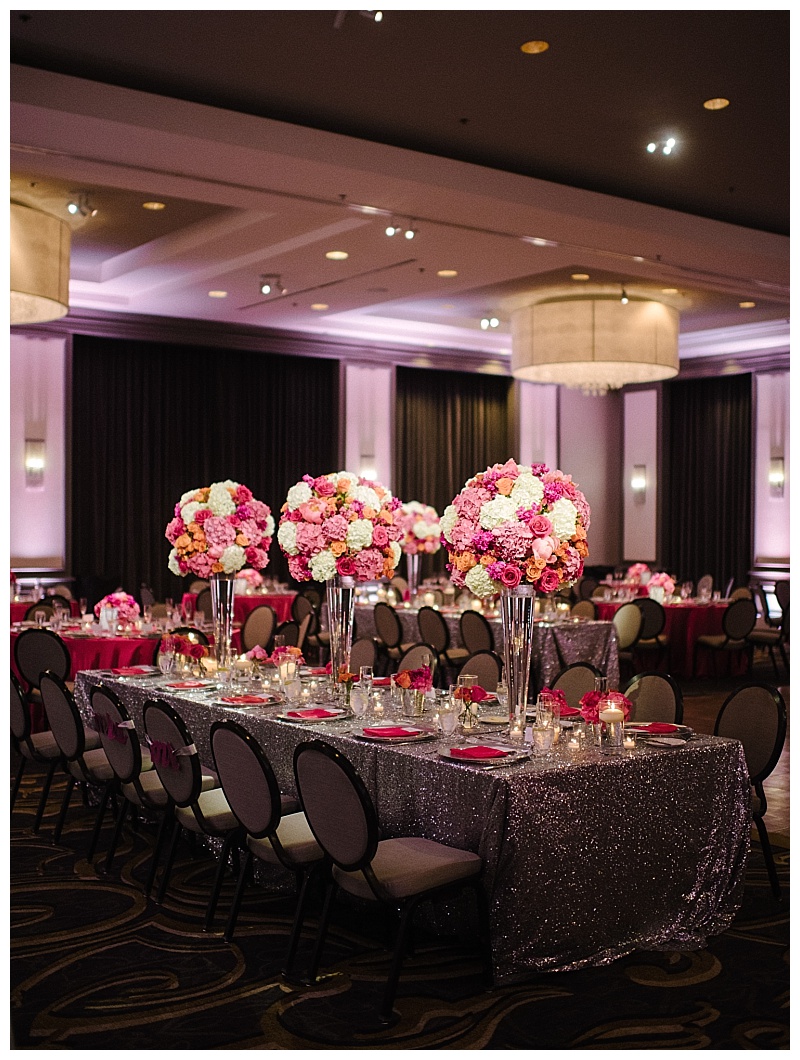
326, 575, 356, 702
501, 584, 536, 742
210, 572, 236, 672
405, 552, 420, 603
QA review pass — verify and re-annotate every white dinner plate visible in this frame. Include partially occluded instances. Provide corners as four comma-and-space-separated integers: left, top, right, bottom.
480, 715, 508, 725
356, 726, 434, 743
641, 736, 687, 747
275, 707, 347, 722
439, 745, 529, 765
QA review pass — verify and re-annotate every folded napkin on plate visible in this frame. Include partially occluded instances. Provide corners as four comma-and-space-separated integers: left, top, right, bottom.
220, 694, 269, 705
362, 726, 420, 738
285, 708, 340, 719
308, 667, 329, 676
558, 706, 582, 717
111, 666, 152, 676
450, 745, 509, 759
631, 722, 679, 733
166, 681, 207, 689
372, 677, 391, 687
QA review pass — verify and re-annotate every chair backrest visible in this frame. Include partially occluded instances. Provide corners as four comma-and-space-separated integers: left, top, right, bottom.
275, 620, 299, 647
171, 625, 210, 646
46, 594, 72, 611
349, 637, 377, 674
458, 651, 502, 692
143, 700, 203, 806
570, 599, 597, 620
89, 685, 142, 783
150, 602, 168, 619
774, 580, 790, 612
696, 574, 713, 596
714, 683, 787, 784
397, 643, 437, 676
211, 720, 282, 839
195, 587, 213, 620
140, 584, 156, 608
417, 606, 449, 653
753, 584, 773, 624
14, 628, 71, 690
51, 584, 74, 601
578, 576, 599, 601
40, 671, 86, 760
11, 671, 31, 743
24, 600, 55, 621
623, 671, 684, 724
612, 603, 643, 650
459, 609, 494, 653
373, 602, 403, 649
729, 586, 753, 601
722, 597, 757, 640
635, 597, 666, 640
293, 739, 378, 871
300, 586, 323, 612
241, 605, 276, 652
291, 592, 316, 626
552, 662, 603, 708
189, 579, 210, 594
390, 576, 409, 596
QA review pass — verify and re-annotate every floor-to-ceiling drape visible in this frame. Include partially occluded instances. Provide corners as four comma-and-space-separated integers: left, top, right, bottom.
663, 373, 752, 592
70, 335, 339, 603
394, 365, 514, 574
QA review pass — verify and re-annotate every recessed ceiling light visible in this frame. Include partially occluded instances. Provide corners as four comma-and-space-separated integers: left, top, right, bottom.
326, 250, 349, 260
632, 256, 644, 263
437, 269, 458, 277
661, 288, 679, 294
571, 273, 590, 281
142, 201, 165, 211
520, 40, 549, 54
739, 301, 756, 309
208, 290, 227, 298
704, 97, 730, 111
311, 303, 329, 311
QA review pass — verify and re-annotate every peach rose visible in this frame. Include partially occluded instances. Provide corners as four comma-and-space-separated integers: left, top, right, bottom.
175, 533, 192, 550
235, 533, 249, 547
495, 477, 514, 496
330, 540, 347, 557
453, 551, 478, 572
362, 506, 377, 520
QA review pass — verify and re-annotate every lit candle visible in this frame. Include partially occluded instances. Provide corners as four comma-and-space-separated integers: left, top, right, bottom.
568, 737, 580, 750
373, 695, 384, 716
599, 706, 625, 725
624, 737, 636, 750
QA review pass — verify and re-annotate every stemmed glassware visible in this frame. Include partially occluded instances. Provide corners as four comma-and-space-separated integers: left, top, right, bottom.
359, 665, 374, 699
79, 597, 88, 618
158, 635, 176, 677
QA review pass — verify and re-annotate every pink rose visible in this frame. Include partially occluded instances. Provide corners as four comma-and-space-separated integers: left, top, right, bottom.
314, 476, 336, 496
194, 508, 211, 525
165, 517, 185, 544
529, 514, 552, 537
531, 536, 555, 562
234, 485, 253, 505
288, 556, 310, 581
245, 546, 268, 569
336, 556, 357, 577
298, 501, 325, 525
500, 564, 523, 588
371, 525, 389, 548
538, 568, 560, 593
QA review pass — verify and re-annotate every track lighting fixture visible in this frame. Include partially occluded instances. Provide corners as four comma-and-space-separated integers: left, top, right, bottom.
385, 221, 402, 237
259, 274, 285, 296
646, 137, 677, 156
66, 193, 97, 218
359, 9, 383, 21
620, 287, 629, 305
480, 315, 500, 330
385, 218, 417, 239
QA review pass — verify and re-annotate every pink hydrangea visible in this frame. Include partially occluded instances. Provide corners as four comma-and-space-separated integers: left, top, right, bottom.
245, 546, 268, 569
295, 522, 326, 554
354, 548, 385, 581
493, 520, 536, 561
204, 516, 237, 552
189, 552, 216, 578
288, 555, 310, 581
454, 486, 491, 521
449, 519, 480, 551
322, 514, 349, 542
165, 517, 185, 544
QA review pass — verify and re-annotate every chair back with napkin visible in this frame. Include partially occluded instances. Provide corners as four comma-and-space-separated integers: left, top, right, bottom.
143, 699, 205, 807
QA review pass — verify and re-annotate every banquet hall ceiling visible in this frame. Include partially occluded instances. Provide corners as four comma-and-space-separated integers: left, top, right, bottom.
10, 9, 790, 361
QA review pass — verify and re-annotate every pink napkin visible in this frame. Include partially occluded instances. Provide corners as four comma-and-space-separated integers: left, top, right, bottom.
373, 677, 391, 687
631, 722, 679, 733
308, 668, 329, 676
166, 681, 207, 689
111, 666, 152, 676
558, 705, 582, 717
220, 695, 270, 705
450, 745, 509, 759
285, 708, 340, 719
362, 726, 421, 738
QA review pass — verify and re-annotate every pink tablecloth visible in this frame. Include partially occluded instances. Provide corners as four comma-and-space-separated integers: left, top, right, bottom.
11, 600, 80, 624
182, 591, 295, 626
11, 630, 161, 685
595, 600, 747, 678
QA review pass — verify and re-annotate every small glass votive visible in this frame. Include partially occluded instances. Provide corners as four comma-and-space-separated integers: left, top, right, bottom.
623, 731, 637, 751
531, 725, 555, 754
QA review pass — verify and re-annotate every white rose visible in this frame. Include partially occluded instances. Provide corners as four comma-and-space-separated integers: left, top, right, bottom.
440, 504, 459, 543
208, 482, 236, 517
479, 496, 518, 530
310, 550, 337, 582
510, 472, 544, 508
353, 485, 381, 510
286, 482, 313, 510
181, 501, 202, 526
346, 518, 374, 551
277, 521, 299, 555
466, 564, 497, 598
219, 544, 246, 574
389, 540, 402, 567
549, 497, 578, 539
167, 548, 182, 576
264, 514, 275, 537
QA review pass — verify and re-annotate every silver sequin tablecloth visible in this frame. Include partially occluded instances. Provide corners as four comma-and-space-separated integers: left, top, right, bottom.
354, 605, 620, 689
75, 672, 750, 985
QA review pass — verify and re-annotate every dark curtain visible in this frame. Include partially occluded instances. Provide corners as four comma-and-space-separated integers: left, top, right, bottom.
394, 366, 514, 575
663, 373, 752, 591
70, 335, 339, 605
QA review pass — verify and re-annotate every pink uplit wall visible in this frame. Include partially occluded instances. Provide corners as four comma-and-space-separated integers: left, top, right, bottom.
10, 333, 67, 569
754, 371, 790, 566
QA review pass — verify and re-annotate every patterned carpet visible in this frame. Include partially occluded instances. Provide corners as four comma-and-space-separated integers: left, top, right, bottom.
11, 762, 789, 1050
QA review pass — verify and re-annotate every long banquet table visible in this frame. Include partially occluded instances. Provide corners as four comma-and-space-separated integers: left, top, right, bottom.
74, 670, 749, 985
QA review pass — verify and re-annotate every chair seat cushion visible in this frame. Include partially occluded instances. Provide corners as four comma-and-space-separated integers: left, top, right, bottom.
445, 648, 470, 662
748, 630, 781, 646
281, 793, 300, 815
247, 812, 323, 866
124, 764, 216, 807
333, 836, 482, 900
24, 730, 61, 760
697, 635, 748, 650
175, 786, 238, 834
637, 636, 669, 649
83, 727, 102, 751
68, 747, 114, 782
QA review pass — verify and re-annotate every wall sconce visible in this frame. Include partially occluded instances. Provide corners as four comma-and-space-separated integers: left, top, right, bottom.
631, 464, 647, 503
769, 457, 785, 498
25, 439, 46, 490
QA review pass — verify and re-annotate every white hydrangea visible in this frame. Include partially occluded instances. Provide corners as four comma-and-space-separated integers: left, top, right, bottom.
310, 550, 337, 582
549, 497, 578, 539
180, 488, 201, 506
277, 521, 299, 555
181, 501, 203, 526
389, 540, 402, 567
412, 519, 437, 539
219, 544, 246, 574
465, 563, 497, 598
167, 548, 182, 576
479, 495, 518, 530
264, 513, 275, 537
346, 518, 374, 551
220, 479, 240, 492
440, 504, 459, 543
286, 482, 313, 510
208, 482, 236, 517
353, 485, 381, 510
510, 472, 544, 508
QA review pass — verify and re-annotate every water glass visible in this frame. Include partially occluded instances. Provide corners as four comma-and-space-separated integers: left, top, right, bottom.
34, 609, 47, 627
350, 686, 368, 718
79, 597, 88, 617
158, 650, 175, 677
359, 665, 374, 698
437, 702, 459, 744
531, 725, 555, 754
536, 692, 554, 728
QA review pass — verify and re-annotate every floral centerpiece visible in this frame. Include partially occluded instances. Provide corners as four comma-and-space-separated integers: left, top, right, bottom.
396, 502, 441, 556
236, 567, 264, 591
648, 571, 675, 596
453, 682, 490, 727
538, 687, 569, 715
395, 666, 434, 692
172, 634, 208, 662
579, 689, 632, 724
626, 563, 650, 583
94, 591, 140, 625
245, 645, 269, 663
269, 644, 305, 668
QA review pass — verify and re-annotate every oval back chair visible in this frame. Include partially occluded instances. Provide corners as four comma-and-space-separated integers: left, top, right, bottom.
623, 671, 684, 724
241, 605, 277, 652
459, 609, 495, 654
457, 650, 503, 692
551, 661, 603, 708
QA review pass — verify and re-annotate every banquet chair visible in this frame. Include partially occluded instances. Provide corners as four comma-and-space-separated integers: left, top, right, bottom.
140, 583, 156, 609
373, 602, 416, 674
295, 613, 313, 655
152, 627, 209, 664
623, 671, 684, 724
551, 661, 603, 708
729, 586, 753, 601
459, 609, 495, 654
696, 574, 714, 597
612, 603, 643, 683
274, 620, 300, 648
633, 598, 669, 668
747, 607, 789, 680
457, 650, 503, 692
293, 595, 324, 663
774, 580, 790, 613
349, 637, 377, 675
194, 587, 214, 623
714, 682, 787, 897
299, 585, 323, 612
240, 605, 277, 653
150, 603, 168, 620
570, 599, 597, 620
293, 739, 490, 1023
577, 576, 599, 601
143, 700, 240, 929
14, 627, 72, 717
693, 597, 757, 677
390, 575, 409, 598
210, 720, 321, 967
10, 671, 62, 825
753, 584, 779, 629
189, 579, 210, 594
39, 671, 114, 855
23, 600, 56, 622
396, 643, 438, 682
417, 606, 469, 682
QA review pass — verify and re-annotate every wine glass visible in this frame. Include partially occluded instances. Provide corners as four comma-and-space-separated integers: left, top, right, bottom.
79, 597, 88, 617
158, 643, 176, 677
359, 665, 374, 699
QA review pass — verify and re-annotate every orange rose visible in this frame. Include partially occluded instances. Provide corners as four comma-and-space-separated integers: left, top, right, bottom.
382, 559, 395, 578
235, 533, 249, 547
526, 556, 546, 579
495, 477, 514, 496
575, 540, 589, 558
453, 551, 477, 572
362, 506, 377, 520
211, 561, 224, 573
480, 553, 496, 567
395, 670, 412, 689
175, 534, 192, 550
574, 524, 587, 541
330, 541, 347, 557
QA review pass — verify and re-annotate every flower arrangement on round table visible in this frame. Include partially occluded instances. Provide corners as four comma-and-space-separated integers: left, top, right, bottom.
648, 571, 676, 596
627, 563, 650, 583
165, 480, 274, 578
441, 459, 591, 598
236, 567, 264, 590
94, 592, 140, 625
277, 471, 402, 583
579, 690, 632, 724
396, 501, 441, 555
395, 666, 433, 692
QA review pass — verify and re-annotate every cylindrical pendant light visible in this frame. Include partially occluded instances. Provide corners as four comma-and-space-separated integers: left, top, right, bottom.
10, 202, 71, 325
